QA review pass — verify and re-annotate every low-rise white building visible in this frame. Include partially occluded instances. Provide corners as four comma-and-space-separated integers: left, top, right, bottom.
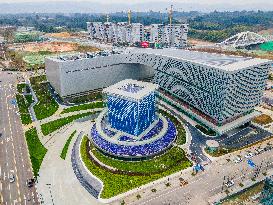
87, 22, 188, 47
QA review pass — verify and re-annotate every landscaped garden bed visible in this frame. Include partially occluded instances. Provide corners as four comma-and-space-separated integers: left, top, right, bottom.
91, 144, 190, 175
16, 94, 32, 125
80, 136, 192, 199
159, 109, 187, 145
30, 75, 59, 120
195, 124, 216, 136
25, 128, 47, 176
41, 112, 96, 135
61, 101, 104, 114
60, 130, 76, 160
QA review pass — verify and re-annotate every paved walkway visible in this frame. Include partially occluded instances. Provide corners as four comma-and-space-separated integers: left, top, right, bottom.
126, 139, 273, 205
36, 121, 102, 205
25, 77, 273, 205
71, 131, 103, 199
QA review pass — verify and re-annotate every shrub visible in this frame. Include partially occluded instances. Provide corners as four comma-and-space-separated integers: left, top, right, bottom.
17, 83, 27, 93
195, 124, 216, 136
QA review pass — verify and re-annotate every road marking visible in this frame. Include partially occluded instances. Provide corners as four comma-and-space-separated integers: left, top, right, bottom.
131, 152, 273, 205
4, 86, 22, 203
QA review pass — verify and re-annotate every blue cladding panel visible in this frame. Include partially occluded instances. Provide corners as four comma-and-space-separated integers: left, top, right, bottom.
138, 93, 156, 134
107, 92, 156, 136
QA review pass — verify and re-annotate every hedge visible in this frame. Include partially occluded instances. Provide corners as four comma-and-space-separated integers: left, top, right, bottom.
60, 130, 76, 159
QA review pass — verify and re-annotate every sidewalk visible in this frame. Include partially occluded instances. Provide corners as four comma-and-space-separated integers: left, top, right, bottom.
36, 121, 102, 205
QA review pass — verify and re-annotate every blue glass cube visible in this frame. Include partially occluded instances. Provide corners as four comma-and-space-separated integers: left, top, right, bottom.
103, 80, 158, 136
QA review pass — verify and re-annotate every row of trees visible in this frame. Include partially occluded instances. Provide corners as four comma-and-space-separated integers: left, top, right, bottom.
1, 11, 272, 42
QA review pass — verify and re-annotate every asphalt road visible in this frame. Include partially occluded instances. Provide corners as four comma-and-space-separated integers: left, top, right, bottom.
0, 71, 39, 205
129, 144, 273, 205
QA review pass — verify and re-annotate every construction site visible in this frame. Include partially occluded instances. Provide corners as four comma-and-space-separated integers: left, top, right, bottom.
5, 41, 99, 71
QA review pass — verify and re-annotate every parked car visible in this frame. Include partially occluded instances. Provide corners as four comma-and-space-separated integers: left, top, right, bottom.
233, 157, 242, 163
254, 148, 264, 155
225, 180, 235, 188
245, 152, 254, 159
26, 178, 35, 188
9, 173, 15, 183
264, 146, 272, 152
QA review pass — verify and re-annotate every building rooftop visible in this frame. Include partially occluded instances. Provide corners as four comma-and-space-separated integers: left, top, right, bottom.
125, 48, 271, 72
47, 47, 271, 72
103, 79, 159, 101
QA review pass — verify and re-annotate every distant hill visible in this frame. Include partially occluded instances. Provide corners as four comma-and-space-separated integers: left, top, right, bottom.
0, 1, 272, 14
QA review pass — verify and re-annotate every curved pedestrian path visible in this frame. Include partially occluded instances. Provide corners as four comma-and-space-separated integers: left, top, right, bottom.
36, 121, 102, 205
71, 131, 103, 199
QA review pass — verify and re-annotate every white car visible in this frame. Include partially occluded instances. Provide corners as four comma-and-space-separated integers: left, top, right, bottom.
9, 173, 15, 183
225, 180, 234, 188
254, 148, 264, 155
245, 152, 254, 159
233, 157, 242, 163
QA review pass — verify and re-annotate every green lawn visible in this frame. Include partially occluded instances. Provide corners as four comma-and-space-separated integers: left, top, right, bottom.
92, 146, 189, 174
60, 130, 76, 160
16, 94, 32, 125
25, 128, 47, 176
61, 101, 104, 114
23, 53, 52, 67
30, 75, 59, 120
17, 83, 27, 93
25, 95, 34, 106
159, 110, 187, 145
41, 112, 95, 136
81, 136, 192, 199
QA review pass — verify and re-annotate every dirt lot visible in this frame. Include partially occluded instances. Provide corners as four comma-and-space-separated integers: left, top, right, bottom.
9, 41, 79, 53
44, 32, 72, 38
188, 38, 215, 47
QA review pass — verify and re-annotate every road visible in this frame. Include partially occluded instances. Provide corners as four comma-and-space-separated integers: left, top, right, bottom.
0, 71, 39, 205
128, 144, 273, 205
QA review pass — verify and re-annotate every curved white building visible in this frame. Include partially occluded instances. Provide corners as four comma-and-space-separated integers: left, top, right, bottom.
46, 48, 272, 134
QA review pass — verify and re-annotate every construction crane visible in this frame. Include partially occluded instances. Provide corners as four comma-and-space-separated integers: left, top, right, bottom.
128, 9, 132, 25
167, 5, 174, 47
169, 5, 173, 26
